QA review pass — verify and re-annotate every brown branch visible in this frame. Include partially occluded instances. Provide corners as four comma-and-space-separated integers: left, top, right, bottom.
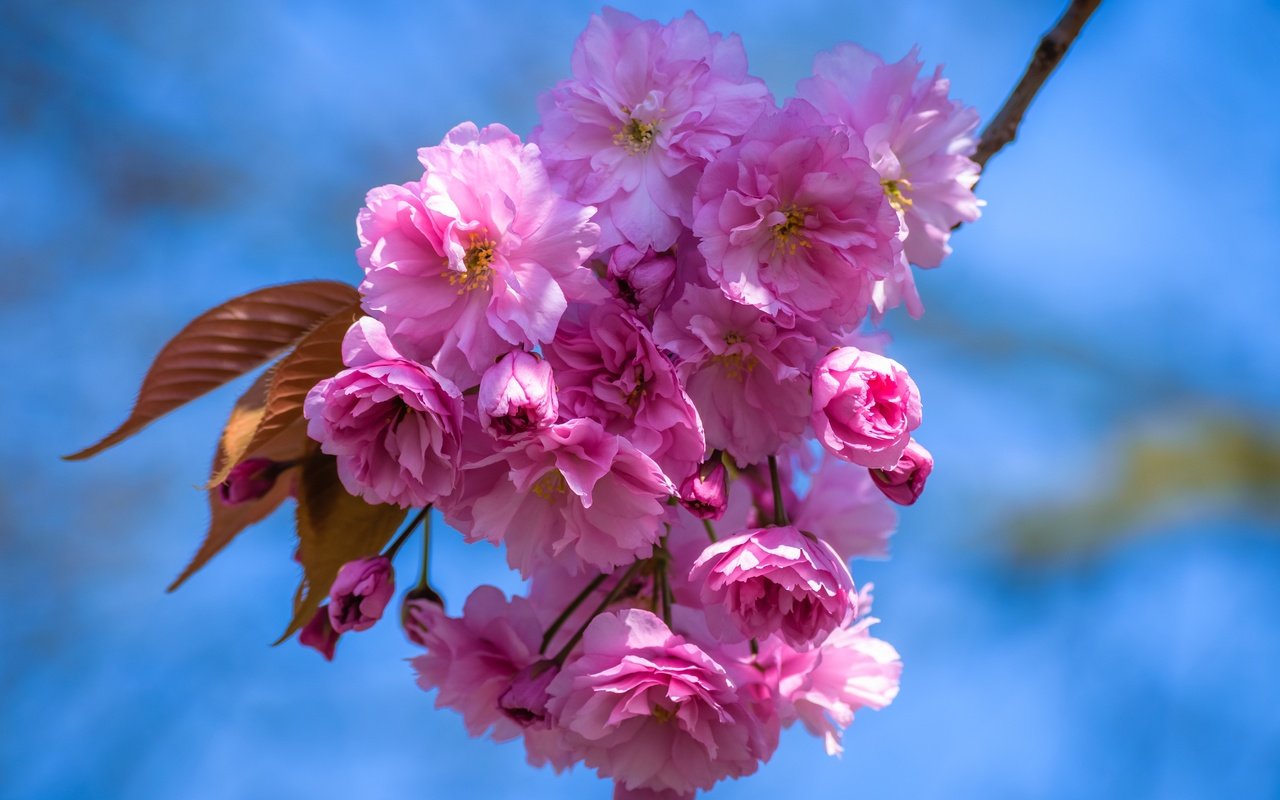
973, 0, 1103, 168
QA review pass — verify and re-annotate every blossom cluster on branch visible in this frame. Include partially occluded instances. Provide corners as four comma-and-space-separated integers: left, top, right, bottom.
288, 10, 977, 797
72, 7, 985, 799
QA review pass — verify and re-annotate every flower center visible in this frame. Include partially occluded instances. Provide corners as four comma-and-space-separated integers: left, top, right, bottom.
771, 204, 811, 255
531, 469, 568, 501
712, 333, 759, 381
651, 704, 676, 724
614, 113, 658, 155
881, 178, 914, 213
448, 232, 496, 294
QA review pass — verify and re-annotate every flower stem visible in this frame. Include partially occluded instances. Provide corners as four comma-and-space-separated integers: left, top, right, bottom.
541, 572, 609, 654
702, 518, 718, 543
768, 455, 789, 526
551, 560, 644, 665
384, 506, 430, 561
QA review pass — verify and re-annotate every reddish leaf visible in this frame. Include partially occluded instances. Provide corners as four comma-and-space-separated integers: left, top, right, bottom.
166, 370, 310, 592
275, 450, 407, 644
207, 301, 360, 487
64, 280, 359, 461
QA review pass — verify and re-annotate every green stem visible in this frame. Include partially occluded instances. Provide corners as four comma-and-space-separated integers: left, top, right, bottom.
767, 455, 789, 526
384, 506, 430, 561
540, 572, 609, 654
552, 560, 644, 665
702, 518, 718, 543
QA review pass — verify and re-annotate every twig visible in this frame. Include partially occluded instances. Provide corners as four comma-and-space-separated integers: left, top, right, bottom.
973, 0, 1103, 168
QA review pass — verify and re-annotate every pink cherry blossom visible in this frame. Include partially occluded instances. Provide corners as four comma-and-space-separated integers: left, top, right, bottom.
693, 100, 901, 328
811, 346, 922, 469
797, 44, 982, 270
870, 438, 933, 505
299, 604, 340, 661
218, 457, 287, 506
790, 587, 902, 756
678, 458, 728, 520
328, 556, 395, 633
534, 8, 772, 253
689, 525, 856, 649
411, 585, 544, 742
448, 418, 674, 577
653, 285, 818, 466
304, 319, 464, 508
545, 609, 777, 795
478, 350, 559, 438
605, 244, 678, 318
356, 122, 601, 385
794, 453, 899, 560
545, 301, 705, 482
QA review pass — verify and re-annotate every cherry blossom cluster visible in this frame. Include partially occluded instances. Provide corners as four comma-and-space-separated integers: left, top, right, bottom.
226, 8, 981, 798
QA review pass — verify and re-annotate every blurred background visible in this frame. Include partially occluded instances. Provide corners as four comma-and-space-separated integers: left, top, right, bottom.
3, 0, 1278, 797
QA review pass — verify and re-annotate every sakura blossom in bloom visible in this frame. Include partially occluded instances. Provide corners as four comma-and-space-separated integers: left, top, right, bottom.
798, 44, 982, 270
545, 609, 777, 795
689, 525, 856, 649
811, 346, 922, 470
328, 556, 395, 633
478, 350, 559, 439
870, 438, 934, 506
411, 586, 543, 742
304, 318, 464, 507
453, 418, 674, 577
654, 285, 817, 465
694, 100, 901, 328
546, 301, 705, 482
534, 9, 773, 253
794, 453, 899, 560
789, 587, 902, 756
356, 122, 601, 385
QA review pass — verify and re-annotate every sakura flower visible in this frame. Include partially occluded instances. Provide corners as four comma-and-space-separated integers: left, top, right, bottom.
545, 609, 777, 795
498, 659, 559, 729
794, 453, 899, 560
653, 285, 818, 466
811, 346, 922, 469
534, 8, 773, 252
218, 457, 288, 506
693, 100, 901, 328
789, 587, 902, 756
870, 438, 933, 506
606, 244, 678, 318
478, 350, 559, 439
411, 585, 544, 742
689, 525, 856, 649
797, 44, 982, 270
449, 418, 674, 577
357, 122, 601, 385
678, 458, 728, 521
299, 604, 340, 661
545, 301, 705, 482
304, 318, 464, 508
328, 556, 395, 633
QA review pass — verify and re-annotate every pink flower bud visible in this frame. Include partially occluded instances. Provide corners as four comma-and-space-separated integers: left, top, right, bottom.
218, 457, 286, 506
870, 439, 933, 506
299, 604, 340, 660
607, 244, 677, 316
478, 351, 559, 438
498, 659, 559, 728
679, 460, 728, 520
328, 556, 395, 633
811, 347, 922, 469
401, 586, 445, 647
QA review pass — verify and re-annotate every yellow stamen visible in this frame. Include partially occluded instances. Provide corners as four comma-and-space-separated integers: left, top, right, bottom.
712, 333, 758, 381
446, 232, 496, 294
771, 204, 811, 255
613, 117, 658, 155
881, 178, 914, 213
531, 469, 568, 501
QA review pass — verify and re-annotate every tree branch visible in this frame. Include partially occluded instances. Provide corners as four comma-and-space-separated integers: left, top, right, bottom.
974, 0, 1103, 168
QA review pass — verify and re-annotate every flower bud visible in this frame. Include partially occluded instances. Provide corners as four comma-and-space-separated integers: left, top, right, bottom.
811, 347, 922, 469
870, 439, 933, 506
607, 244, 677, 316
328, 556, 395, 633
679, 459, 728, 520
401, 584, 445, 647
498, 659, 559, 728
299, 604, 340, 661
218, 457, 286, 506
478, 351, 559, 438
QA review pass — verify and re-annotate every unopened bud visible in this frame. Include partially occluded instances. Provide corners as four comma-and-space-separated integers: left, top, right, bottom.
218, 457, 286, 506
679, 459, 729, 520
869, 439, 933, 506
498, 659, 559, 728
